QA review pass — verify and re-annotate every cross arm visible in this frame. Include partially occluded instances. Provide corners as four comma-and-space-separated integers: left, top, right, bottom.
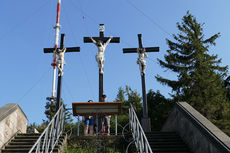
44, 47, 80, 53
123, 47, 159, 53
123, 48, 138, 53
84, 37, 120, 43
145, 47, 160, 52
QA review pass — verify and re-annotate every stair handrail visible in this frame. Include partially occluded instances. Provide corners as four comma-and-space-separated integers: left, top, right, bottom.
129, 103, 153, 153
28, 104, 65, 153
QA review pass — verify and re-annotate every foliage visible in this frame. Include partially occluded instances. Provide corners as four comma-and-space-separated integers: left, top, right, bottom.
110, 115, 129, 135
65, 148, 95, 153
113, 86, 143, 134
212, 119, 230, 136
44, 98, 74, 134
147, 90, 174, 131
115, 86, 174, 131
224, 76, 230, 102
156, 11, 229, 120
27, 122, 48, 133
115, 86, 142, 116
65, 148, 123, 153
44, 101, 56, 121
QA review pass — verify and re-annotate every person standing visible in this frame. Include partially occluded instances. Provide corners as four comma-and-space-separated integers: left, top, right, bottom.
101, 94, 111, 135
82, 100, 95, 136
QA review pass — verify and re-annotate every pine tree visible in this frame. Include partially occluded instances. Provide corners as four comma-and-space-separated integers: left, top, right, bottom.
156, 11, 229, 120
115, 87, 126, 103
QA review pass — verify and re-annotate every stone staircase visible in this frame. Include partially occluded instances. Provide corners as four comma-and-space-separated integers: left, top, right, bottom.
145, 132, 191, 153
1, 133, 66, 153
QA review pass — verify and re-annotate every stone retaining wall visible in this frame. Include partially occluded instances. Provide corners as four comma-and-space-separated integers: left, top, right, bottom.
161, 102, 230, 153
0, 103, 27, 150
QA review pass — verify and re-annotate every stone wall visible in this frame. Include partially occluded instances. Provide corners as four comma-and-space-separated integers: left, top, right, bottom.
161, 102, 230, 153
0, 103, 27, 149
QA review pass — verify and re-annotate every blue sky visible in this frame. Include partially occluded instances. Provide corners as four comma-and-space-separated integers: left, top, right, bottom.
0, 0, 230, 124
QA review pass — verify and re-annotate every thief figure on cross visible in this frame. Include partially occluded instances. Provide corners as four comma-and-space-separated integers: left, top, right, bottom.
56, 48, 66, 76
90, 36, 113, 74
137, 48, 148, 75
123, 34, 159, 132
44, 33, 80, 111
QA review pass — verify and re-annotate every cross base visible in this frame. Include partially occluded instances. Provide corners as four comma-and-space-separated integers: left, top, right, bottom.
141, 117, 151, 132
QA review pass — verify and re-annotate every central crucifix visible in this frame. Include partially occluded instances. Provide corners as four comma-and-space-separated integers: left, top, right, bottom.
84, 24, 120, 101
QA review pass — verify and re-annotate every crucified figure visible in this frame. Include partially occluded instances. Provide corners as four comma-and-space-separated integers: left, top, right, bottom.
90, 37, 113, 74
137, 49, 148, 75
56, 48, 66, 76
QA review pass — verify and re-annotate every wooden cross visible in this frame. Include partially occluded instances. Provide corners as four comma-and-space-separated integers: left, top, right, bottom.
123, 34, 159, 132
84, 24, 120, 43
84, 24, 120, 102
123, 34, 159, 54
44, 34, 80, 111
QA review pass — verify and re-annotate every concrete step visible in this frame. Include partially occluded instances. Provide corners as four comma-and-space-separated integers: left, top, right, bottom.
153, 152, 190, 153
8, 141, 63, 146
11, 138, 64, 142
145, 134, 181, 138
14, 136, 41, 139
150, 143, 189, 148
13, 136, 65, 141
145, 132, 190, 153
17, 133, 41, 136
145, 132, 178, 135
152, 147, 189, 151
2, 148, 58, 153
147, 138, 184, 142
5, 145, 59, 149
1, 133, 66, 153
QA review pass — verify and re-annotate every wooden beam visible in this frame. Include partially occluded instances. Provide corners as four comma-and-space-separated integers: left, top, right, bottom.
44, 47, 80, 53
83, 37, 120, 43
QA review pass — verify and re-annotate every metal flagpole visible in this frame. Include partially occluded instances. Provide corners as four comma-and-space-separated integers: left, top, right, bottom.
51, 0, 62, 99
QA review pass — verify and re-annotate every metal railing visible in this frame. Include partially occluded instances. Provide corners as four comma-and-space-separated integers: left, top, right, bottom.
129, 104, 153, 153
28, 104, 65, 153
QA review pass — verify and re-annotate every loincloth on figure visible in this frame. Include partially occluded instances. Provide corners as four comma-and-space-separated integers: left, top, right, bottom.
96, 52, 105, 64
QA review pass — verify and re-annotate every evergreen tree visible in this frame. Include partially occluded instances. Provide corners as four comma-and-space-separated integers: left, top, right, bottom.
224, 76, 230, 101
125, 86, 142, 112
115, 87, 126, 104
45, 101, 56, 121
156, 11, 229, 120
147, 90, 174, 131
44, 99, 74, 133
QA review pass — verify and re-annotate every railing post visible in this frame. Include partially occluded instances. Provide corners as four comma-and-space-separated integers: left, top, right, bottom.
129, 108, 131, 130
77, 115, 80, 136
129, 104, 153, 153
115, 114, 117, 135
28, 105, 65, 153
61, 106, 65, 132
96, 112, 98, 136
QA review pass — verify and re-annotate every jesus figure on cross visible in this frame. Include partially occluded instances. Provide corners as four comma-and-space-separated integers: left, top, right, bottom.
137, 48, 148, 75
90, 36, 113, 74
